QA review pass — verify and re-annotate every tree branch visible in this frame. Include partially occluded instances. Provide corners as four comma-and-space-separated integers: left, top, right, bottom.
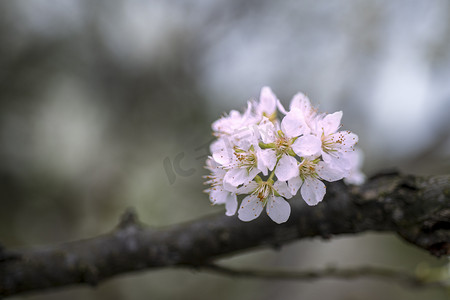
198, 263, 449, 289
1, 172, 449, 297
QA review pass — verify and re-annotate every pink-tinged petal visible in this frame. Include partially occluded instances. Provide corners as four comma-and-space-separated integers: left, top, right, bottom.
210, 138, 233, 165
276, 99, 288, 115
288, 176, 303, 195
224, 167, 259, 187
238, 194, 265, 222
316, 161, 347, 182
266, 196, 291, 224
291, 135, 322, 158
300, 177, 326, 206
259, 86, 277, 115
273, 180, 293, 199
224, 193, 238, 216
281, 107, 311, 138
319, 111, 342, 135
275, 155, 299, 181
258, 148, 277, 173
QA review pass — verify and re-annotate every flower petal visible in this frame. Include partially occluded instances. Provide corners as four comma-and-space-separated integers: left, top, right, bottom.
210, 138, 233, 165
256, 153, 268, 176
259, 86, 277, 115
258, 117, 276, 144
266, 196, 291, 224
322, 150, 352, 171
343, 148, 365, 185
330, 131, 358, 150
209, 189, 229, 205
300, 177, 326, 206
242, 101, 255, 121
238, 194, 265, 222
316, 161, 347, 182
319, 111, 342, 136
281, 107, 310, 138
275, 154, 299, 181
223, 179, 238, 192
288, 176, 303, 195
321, 151, 334, 166
344, 170, 366, 185
224, 167, 259, 187
247, 168, 261, 183
211, 110, 241, 133
276, 99, 288, 115
291, 135, 322, 158
224, 193, 238, 216
290, 92, 312, 112
273, 180, 292, 199
236, 181, 258, 194
257, 148, 277, 173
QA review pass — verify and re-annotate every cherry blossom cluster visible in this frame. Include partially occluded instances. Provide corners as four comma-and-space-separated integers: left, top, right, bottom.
204, 87, 365, 224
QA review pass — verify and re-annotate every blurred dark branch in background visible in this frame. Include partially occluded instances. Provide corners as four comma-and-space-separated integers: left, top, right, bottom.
1, 172, 449, 297
199, 263, 448, 289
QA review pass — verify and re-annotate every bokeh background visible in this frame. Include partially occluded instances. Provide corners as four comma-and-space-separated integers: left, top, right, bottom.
1, 1, 449, 299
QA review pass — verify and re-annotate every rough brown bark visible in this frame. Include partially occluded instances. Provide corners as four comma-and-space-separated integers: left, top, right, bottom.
0, 172, 449, 297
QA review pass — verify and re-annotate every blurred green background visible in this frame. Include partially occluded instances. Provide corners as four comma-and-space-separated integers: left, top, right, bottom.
1, 1, 449, 299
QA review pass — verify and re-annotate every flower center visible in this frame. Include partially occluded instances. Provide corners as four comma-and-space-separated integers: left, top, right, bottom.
321, 133, 337, 154
275, 131, 293, 156
252, 181, 274, 205
233, 147, 257, 170
299, 158, 319, 180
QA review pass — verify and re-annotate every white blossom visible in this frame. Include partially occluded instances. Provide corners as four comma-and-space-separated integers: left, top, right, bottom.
255, 86, 278, 120
315, 112, 359, 170
278, 92, 321, 131
237, 180, 292, 224
289, 110, 359, 171
287, 158, 347, 206
212, 102, 259, 138
204, 87, 364, 222
203, 157, 239, 216
343, 147, 366, 185
257, 117, 300, 182
210, 138, 273, 187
